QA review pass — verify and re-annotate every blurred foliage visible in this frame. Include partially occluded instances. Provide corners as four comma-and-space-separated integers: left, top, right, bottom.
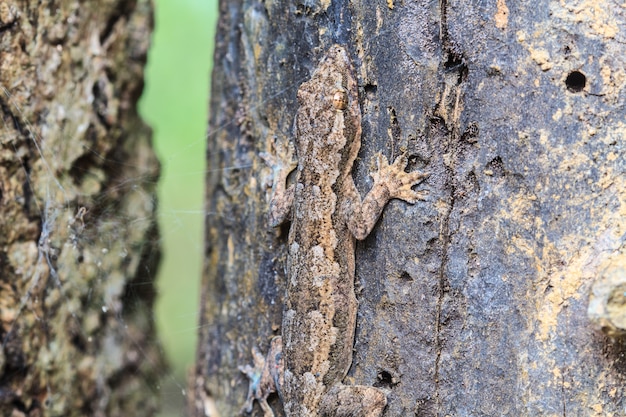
139, 0, 216, 415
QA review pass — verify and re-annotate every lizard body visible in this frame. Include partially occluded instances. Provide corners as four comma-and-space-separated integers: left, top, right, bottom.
242, 45, 427, 417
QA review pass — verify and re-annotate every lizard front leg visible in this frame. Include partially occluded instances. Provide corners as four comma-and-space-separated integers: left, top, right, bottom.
345, 152, 428, 240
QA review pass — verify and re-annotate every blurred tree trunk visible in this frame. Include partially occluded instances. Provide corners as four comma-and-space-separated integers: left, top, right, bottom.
194, 0, 626, 416
0, 1, 163, 416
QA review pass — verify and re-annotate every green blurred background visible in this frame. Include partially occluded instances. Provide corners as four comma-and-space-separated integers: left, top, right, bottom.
139, 0, 217, 415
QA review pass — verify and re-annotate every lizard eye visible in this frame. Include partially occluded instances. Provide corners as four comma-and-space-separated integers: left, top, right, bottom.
332, 89, 348, 110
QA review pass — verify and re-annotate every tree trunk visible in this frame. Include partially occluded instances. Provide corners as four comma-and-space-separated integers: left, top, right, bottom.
0, 1, 163, 416
194, 0, 626, 416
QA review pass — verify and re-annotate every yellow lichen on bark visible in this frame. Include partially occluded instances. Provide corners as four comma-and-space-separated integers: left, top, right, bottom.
494, 0, 509, 30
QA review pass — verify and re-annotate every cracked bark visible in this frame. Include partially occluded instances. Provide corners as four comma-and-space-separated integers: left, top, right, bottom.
0, 1, 163, 416
195, 0, 626, 416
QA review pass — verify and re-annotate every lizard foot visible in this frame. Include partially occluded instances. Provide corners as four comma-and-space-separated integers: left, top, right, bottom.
239, 336, 283, 417
371, 153, 428, 203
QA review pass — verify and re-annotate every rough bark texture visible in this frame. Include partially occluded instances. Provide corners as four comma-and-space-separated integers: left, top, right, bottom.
0, 1, 163, 416
195, 0, 626, 416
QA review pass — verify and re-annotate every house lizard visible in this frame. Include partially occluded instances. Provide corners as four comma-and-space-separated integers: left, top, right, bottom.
241, 44, 428, 417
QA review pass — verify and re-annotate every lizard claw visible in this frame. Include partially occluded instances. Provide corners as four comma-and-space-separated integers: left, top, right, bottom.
372, 152, 428, 204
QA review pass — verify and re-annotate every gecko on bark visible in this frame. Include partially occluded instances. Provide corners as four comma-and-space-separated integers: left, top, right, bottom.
241, 45, 428, 417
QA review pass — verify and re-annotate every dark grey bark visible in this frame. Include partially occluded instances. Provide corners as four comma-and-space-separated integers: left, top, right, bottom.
195, 0, 626, 416
0, 1, 163, 416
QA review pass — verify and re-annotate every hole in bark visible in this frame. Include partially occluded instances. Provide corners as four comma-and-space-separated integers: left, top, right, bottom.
377, 370, 393, 387
69, 154, 97, 185
364, 83, 377, 92
444, 53, 468, 83
565, 71, 586, 93
71, 332, 87, 353
399, 271, 413, 281
92, 81, 111, 127
364, 83, 377, 100
444, 53, 462, 70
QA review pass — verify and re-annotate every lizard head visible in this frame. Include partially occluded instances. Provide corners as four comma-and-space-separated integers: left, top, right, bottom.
295, 45, 362, 167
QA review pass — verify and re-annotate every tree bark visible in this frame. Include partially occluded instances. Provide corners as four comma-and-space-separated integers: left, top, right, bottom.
0, 1, 163, 416
194, 0, 626, 416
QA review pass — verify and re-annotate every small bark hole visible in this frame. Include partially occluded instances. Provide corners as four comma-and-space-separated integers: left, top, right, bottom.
565, 71, 586, 93
399, 271, 414, 282
377, 370, 394, 388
